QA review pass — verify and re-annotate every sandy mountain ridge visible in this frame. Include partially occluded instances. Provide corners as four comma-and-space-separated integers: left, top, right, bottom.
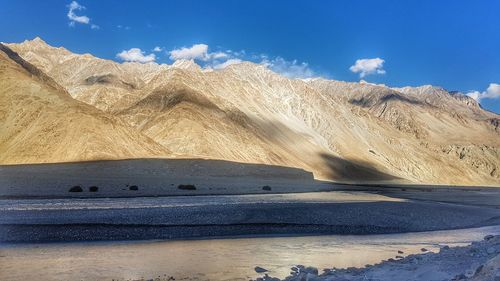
1, 37, 499, 186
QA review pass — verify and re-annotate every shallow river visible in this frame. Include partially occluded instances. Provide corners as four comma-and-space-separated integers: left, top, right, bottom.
1, 225, 499, 281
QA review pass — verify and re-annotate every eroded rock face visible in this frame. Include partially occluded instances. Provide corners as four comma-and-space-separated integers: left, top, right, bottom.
2, 38, 500, 186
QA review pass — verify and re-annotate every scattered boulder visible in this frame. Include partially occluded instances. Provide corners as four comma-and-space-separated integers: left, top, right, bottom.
452, 273, 467, 280
398, 250, 404, 254
69, 186, 83, 192
303, 266, 319, 275
262, 185, 272, 191
441, 245, 450, 251
487, 247, 496, 254
421, 248, 428, 252
89, 186, 98, 192
178, 184, 196, 190
484, 235, 494, 241
255, 266, 268, 273
129, 185, 139, 191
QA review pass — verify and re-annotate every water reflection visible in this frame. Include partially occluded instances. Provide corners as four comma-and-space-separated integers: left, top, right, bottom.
0, 225, 499, 281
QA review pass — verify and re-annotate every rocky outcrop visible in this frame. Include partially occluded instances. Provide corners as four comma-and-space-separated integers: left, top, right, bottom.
254, 235, 500, 281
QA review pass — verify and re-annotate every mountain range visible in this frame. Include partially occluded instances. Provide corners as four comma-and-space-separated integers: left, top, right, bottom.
1, 37, 498, 186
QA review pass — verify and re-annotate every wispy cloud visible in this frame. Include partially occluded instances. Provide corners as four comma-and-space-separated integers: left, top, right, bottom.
117, 25, 131, 30
116, 48, 156, 63
67, 1, 98, 29
167, 43, 319, 78
168, 44, 237, 62
349, 58, 385, 78
212, 58, 242, 70
467, 83, 500, 103
169, 44, 210, 61
153, 46, 164, 52
260, 56, 316, 79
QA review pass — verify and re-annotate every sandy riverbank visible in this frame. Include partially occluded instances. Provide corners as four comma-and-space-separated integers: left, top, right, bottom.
254, 235, 500, 281
1, 226, 499, 281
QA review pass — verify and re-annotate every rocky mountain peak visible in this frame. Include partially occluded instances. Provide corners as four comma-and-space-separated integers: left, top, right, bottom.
171, 59, 201, 71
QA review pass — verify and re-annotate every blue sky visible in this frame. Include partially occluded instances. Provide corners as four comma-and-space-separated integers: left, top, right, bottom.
1, 0, 499, 113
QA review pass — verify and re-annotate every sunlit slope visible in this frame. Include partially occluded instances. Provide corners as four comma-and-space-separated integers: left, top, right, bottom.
5, 38, 499, 185
0, 43, 170, 164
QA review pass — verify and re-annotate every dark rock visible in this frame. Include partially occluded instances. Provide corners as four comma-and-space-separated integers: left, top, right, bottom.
304, 266, 318, 275
475, 265, 484, 274
89, 186, 98, 192
178, 184, 196, 190
262, 185, 272, 191
421, 248, 428, 252
69, 186, 83, 192
487, 247, 496, 254
129, 185, 139, 191
396, 255, 404, 259
398, 250, 404, 254
452, 273, 467, 280
484, 235, 494, 241
254, 266, 268, 273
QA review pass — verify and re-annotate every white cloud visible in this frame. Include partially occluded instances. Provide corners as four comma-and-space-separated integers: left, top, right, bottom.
261, 56, 315, 79
349, 58, 386, 78
67, 1, 94, 27
466, 91, 481, 101
168, 44, 235, 62
168, 44, 243, 70
169, 44, 209, 61
116, 48, 156, 63
67, 1, 99, 30
117, 25, 131, 30
210, 52, 229, 60
153, 46, 164, 52
67, 1, 89, 24
167, 43, 319, 78
212, 58, 242, 69
467, 83, 500, 102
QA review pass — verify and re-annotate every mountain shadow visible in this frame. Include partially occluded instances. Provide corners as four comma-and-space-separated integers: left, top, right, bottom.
319, 153, 400, 182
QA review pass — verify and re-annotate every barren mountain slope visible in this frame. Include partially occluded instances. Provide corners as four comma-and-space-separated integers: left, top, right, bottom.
7, 37, 168, 112
6, 38, 500, 185
0, 43, 170, 164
